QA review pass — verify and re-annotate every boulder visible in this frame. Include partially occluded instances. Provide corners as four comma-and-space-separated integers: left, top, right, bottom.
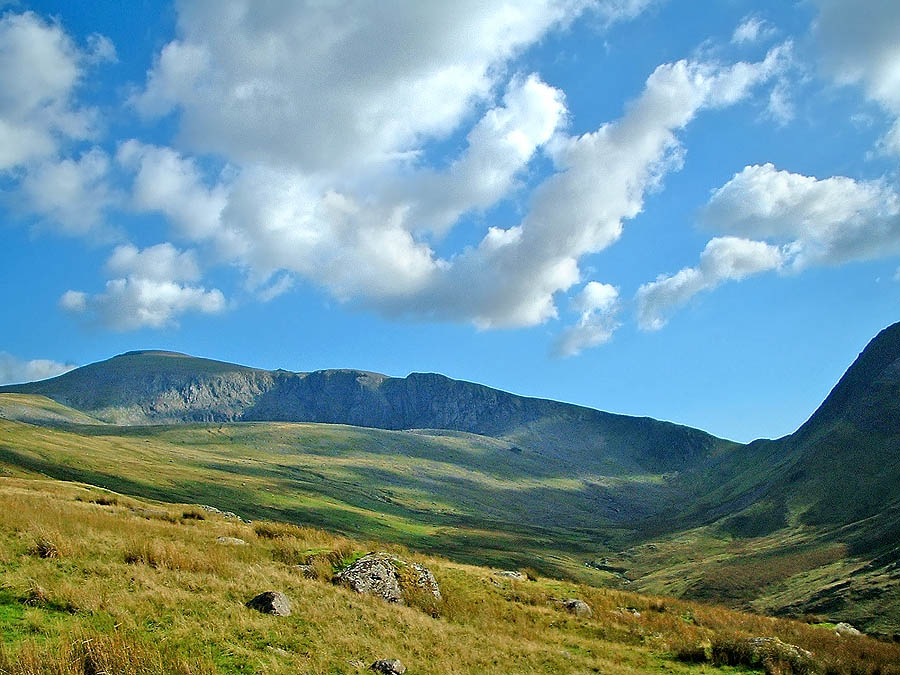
336, 552, 441, 605
246, 591, 291, 616
562, 598, 592, 618
713, 637, 817, 671
835, 622, 863, 637
216, 536, 248, 546
370, 659, 406, 674
496, 570, 526, 580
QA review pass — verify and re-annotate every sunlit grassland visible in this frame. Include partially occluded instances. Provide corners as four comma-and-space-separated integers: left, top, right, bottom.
1, 477, 898, 674
0, 416, 645, 580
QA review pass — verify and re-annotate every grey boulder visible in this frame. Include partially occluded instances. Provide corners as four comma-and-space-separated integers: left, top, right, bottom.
336, 552, 441, 605
246, 591, 291, 616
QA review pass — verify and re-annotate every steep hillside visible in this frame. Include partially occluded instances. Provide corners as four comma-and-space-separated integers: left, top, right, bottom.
598, 323, 900, 633
1, 476, 897, 674
0, 350, 731, 475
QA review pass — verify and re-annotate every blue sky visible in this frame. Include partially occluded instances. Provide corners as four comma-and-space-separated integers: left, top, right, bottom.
1, 0, 899, 443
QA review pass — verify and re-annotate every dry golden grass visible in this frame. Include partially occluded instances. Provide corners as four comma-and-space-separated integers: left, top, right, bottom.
0, 476, 898, 674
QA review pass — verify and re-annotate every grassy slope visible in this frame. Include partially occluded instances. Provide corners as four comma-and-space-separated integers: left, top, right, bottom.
0, 412, 648, 581
2, 393, 899, 635
0, 394, 101, 426
2, 476, 899, 674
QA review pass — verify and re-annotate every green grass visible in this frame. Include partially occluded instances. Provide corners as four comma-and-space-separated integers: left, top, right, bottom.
1, 394, 899, 636
0, 414, 640, 580
1, 476, 898, 674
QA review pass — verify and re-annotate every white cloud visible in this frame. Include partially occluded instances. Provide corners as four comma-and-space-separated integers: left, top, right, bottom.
19, 147, 114, 234
637, 236, 783, 330
116, 140, 227, 240
398, 73, 567, 236
813, 0, 900, 155
131, 0, 603, 174
118, 40, 789, 343
637, 162, 900, 329
732, 16, 775, 45
701, 163, 900, 269
0, 11, 98, 170
106, 243, 201, 283
0, 352, 76, 385
555, 282, 620, 357
61, 244, 225, 330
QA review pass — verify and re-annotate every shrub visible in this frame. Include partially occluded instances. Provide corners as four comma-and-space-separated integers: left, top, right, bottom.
28, 535, 61, 559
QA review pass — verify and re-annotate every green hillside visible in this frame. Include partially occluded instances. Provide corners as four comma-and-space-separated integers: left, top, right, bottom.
1, 475, 897, 674
1, 322, 899, 638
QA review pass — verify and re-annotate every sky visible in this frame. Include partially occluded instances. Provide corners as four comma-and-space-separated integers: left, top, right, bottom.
1, 0, 899, 443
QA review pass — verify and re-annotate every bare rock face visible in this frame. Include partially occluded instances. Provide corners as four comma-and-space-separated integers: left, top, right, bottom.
246, 591, 291, 616
336, 552, 441, 605
370, 659, 406, 674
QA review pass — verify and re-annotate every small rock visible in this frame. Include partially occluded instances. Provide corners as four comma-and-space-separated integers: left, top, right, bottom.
370, 659, 406, 674
216, 536, 248, 546
246, 591, 291, 616
496, 570, 526, 580
561, 598, 592, 618
835, 622, 863, 637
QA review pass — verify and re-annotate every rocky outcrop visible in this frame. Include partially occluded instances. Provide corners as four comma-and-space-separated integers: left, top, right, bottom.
336, 552, 441, 605
370, 659, 406, 674
835, 622, 863, 637
246, 591, 291, 616
0, 350, 726, 473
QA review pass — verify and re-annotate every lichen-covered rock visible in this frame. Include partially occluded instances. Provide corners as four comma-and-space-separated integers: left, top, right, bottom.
370, 659, 406, 674
835, 622, 863, 637
336, 552, 441, 605
562, 598, 592, 617
496, 570, 526, 580
216, 536, 247, 546
714, 637, 817, 672
246, 591, 291, 616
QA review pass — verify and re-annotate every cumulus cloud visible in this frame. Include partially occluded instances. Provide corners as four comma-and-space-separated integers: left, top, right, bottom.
131, 1, 602, 174
61, 243, 225, 330
637, 162, 900, 329
637, 237, 783, 330
106, 243, 201, 283
116, 36, 790, 342
0, 11, 99, 170
19, 147, 115, 234
701, 163, 900, 269
555, 282, 620, 357
116, 140, 227, 240
398, 73, 567, 236
0, 352, 76, 385
732, 16, 776, 45
813, 0, 900, 155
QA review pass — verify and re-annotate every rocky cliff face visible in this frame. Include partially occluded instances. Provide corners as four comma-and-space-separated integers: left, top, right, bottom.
0, 350, 727, 474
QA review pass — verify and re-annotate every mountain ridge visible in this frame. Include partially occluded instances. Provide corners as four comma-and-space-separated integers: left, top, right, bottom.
0, 349, 729, 475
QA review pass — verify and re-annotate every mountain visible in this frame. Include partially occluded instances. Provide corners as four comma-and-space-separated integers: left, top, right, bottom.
0, 349, 731, 476
2, 323, 899, 633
